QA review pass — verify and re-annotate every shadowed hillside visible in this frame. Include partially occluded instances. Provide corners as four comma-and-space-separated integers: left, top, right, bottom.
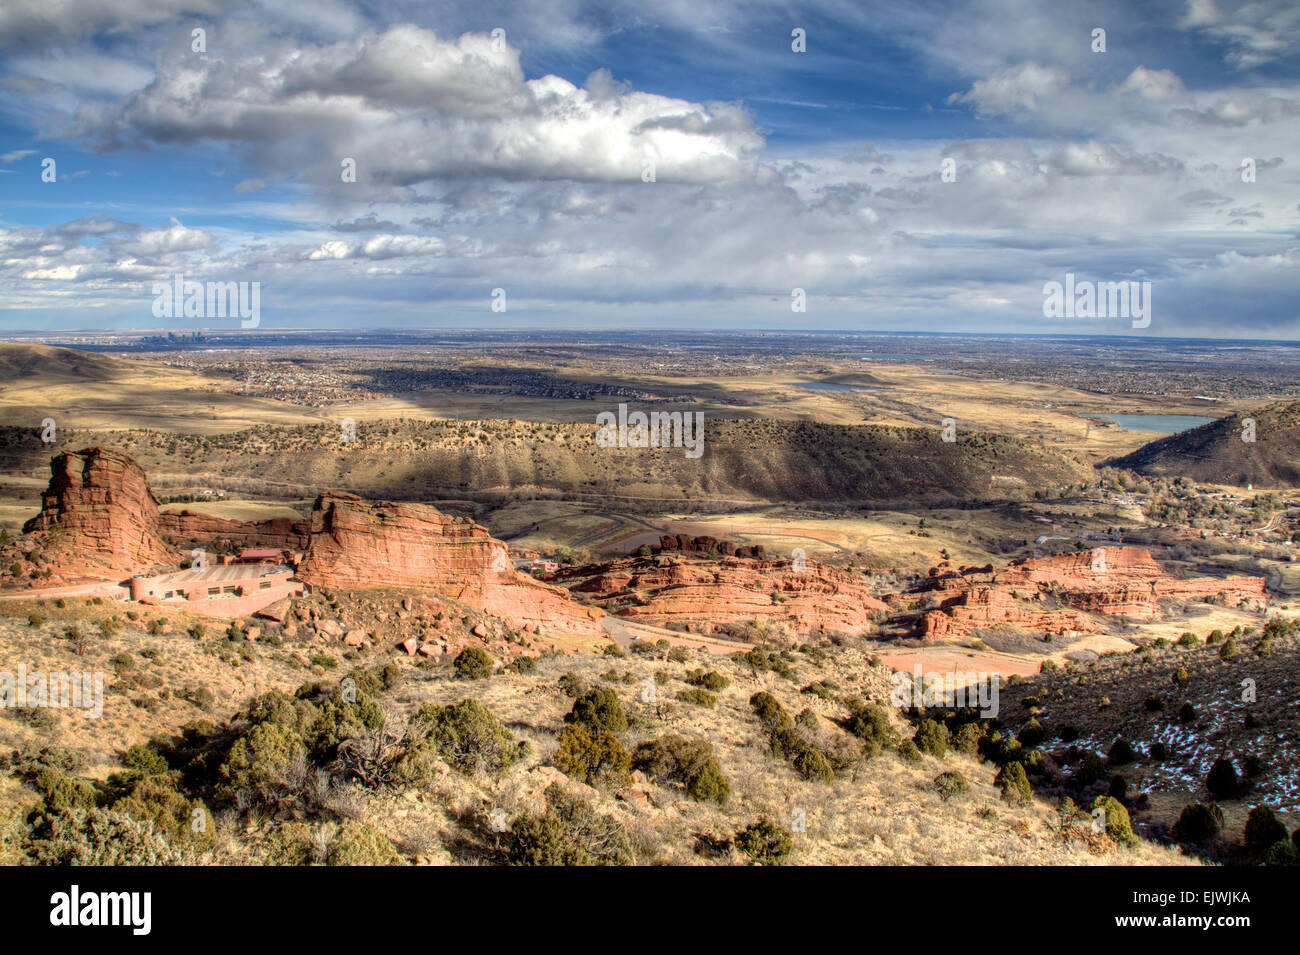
0, 418, 1093, 506
1107, 400, 1300, 487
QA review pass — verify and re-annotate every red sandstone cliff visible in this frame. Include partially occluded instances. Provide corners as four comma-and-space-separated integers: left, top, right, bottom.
21, 447, 178, 577
912, 546, 1266, 640
159, 510, 311, 551
296, 492, 603, 636
554, 555, 888, 634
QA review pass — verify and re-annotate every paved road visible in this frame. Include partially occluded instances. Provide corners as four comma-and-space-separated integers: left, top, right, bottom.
0, 581, 127, 602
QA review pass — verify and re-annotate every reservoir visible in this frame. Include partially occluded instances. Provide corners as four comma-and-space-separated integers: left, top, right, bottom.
1082, 413, 1215, 434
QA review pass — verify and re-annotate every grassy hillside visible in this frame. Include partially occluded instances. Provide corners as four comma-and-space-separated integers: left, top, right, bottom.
999, 618, 1300, 863
0, 594, 1191, 866
0, 418, 1093, 507
1108, 400, 1300, 487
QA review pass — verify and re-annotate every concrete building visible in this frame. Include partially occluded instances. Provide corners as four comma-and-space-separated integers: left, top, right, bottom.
128, 563, 303, 617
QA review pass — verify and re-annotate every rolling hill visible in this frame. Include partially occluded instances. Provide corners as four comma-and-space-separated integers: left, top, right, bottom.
1107, 400, 1300, 487
0, 417, 1093, 507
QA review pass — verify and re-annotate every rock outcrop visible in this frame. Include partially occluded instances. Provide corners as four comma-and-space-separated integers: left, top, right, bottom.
654, 534, 765, 560
21, 447, 177, 576
910, 546, 1266, 640
554, 554, 887, 634
296, 492, 603, 636
159, 510, 311, 551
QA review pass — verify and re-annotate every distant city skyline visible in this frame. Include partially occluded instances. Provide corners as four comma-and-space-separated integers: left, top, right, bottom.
1, 0, 1297, 337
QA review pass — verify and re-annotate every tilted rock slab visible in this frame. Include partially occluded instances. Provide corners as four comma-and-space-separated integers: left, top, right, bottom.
296, 492, 603, 636
22, 447, 178, 575
557, 555, 888, 634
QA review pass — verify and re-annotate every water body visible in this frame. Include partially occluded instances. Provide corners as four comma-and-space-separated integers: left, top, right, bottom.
1083, 413, 1215, 434
787, 381, 882, 392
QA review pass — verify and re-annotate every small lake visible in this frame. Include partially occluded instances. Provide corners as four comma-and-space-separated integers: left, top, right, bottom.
787, 381, 882, 392
1083, 413, 1215, 434
848, 353, 929, 360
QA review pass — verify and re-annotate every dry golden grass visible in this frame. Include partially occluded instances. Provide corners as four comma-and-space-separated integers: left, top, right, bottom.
0, 595, 1197, 865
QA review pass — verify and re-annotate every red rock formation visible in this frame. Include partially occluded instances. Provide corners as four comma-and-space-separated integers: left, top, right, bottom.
21, 447, 177, 576
556, 554, 886, 634
159, 510, 311, 551
921, 588, 1095, 641
911, 546, 1265, 639
654, 534, 765, 560
296, 492, 603, 636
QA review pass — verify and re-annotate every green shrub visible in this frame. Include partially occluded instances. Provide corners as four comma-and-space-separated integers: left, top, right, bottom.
675, 687, 716, 708
1176, 632, 1198, 647
508, 784, 633, 866
507, 655, 538, 674
33, 767, 98, 813
632, 734, 729, 805
749, 691, 791, 730
687, 758, 732, 805
792, 746, 834, 783
952, 722, 984, 756
1018, 718, 1045, 748
507, 814, 581, 866
689, 670, 729, 691
219, 722, 306, 798
934, 770, 970, 802
896, 739, 923, 764
419, 698, 529, 776
261, 822, 314, 865
1107, 738, 1135, 766
25, 808, 190, 865
1171, 802, 1223, 843
1244, 806, 1289, 854
995, 761, 1031, 805
843, 702, 897, 751
913, 719, 949, 758
1206, 757, 1240, 800
1171, 667, 1188, 685
734, 818, 793, 865
1263, 840, 1298, 866
565, 688, 628, 734
1219, 638, 1238, 661
328, 821, 403, 865
453, 646, 494, 680
552, 725, 631, 789
113, 776, 214, 851
121, 744, 169, 778
1090, 795, 1137, 846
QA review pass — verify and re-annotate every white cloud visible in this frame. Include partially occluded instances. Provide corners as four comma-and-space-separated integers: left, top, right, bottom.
1117, 67, 1188, 101
947, 63, 1068, 117
83, 24, 766, 189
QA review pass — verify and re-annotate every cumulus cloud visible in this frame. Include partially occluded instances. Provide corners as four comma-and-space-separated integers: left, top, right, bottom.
1117, 67, 1188, 101
947, 63, 1068, 117
0, 1, 1297, 334
79, 24, 766, 189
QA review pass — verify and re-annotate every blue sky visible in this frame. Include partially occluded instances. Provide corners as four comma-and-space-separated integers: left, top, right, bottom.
0, 0, 1297, 336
